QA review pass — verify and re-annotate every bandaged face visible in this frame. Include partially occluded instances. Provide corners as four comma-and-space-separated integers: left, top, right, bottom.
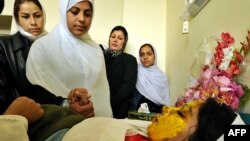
148, 100, 203, 141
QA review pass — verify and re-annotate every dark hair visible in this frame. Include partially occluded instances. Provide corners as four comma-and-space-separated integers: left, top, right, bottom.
189, 98, 237, 141
0, 0, 4, 14
109, 25, 128, 50
13, 0, 43, 23
139, 43, 155, 54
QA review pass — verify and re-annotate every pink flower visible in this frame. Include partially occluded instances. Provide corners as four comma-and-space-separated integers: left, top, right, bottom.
193, 91, 201, 99
230, 97, 239, 110
202, 68, 212, 79
213, 75, 231, 86
220, 87, 232, 92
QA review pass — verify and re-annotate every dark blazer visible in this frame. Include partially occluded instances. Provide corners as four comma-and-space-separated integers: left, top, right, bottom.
104, 52, 138, 118
0, 32, 63, 114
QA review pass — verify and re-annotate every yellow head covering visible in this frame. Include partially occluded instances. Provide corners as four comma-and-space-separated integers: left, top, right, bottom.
148, 100, 203, 140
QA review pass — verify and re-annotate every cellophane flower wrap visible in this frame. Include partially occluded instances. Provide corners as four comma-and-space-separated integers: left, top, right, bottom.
176, 32, 250, 111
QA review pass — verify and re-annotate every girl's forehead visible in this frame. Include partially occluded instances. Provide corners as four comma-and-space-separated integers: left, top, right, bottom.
112, 30, 124, 35
163, 100, 203, 112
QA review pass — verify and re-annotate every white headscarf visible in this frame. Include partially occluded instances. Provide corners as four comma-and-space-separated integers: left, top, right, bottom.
26, 0, 112, 117
136, 44, 171, 105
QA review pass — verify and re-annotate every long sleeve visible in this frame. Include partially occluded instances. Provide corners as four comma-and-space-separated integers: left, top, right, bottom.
111, 55, 138, 105
0, 33, 63, 115
106, 53, 138, 118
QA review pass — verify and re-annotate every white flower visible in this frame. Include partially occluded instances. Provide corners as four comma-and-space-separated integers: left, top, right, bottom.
219, 46, 235, 70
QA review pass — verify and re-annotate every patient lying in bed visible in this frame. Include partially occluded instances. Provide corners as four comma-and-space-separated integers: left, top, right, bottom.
62, 98, 245, 141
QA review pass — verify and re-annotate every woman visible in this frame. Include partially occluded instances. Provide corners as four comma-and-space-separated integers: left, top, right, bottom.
0, 0, 63, 114
26, 0, 112, 117
0, 0, 89, 140
130, 43, 171, 113
100, 25, 138, 118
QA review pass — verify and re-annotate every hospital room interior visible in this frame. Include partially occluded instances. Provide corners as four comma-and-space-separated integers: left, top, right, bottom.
1, 0, 250, 125
2, 0, 250, 113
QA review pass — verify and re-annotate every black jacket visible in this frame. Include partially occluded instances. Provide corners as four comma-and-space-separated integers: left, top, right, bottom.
0, 32, 63, 114
104, 51, 138, 119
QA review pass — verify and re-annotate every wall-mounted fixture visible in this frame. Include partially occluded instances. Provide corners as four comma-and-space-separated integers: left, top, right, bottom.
186, 0, 210, 17
181, 0, 210, 34
0, 15, 12, 36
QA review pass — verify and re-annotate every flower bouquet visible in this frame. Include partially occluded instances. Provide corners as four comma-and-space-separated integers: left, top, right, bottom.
176, 32, 250, 111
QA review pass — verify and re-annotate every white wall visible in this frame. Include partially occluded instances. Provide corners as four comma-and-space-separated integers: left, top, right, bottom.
122, 0, 166, 70
1, 0, 167, 72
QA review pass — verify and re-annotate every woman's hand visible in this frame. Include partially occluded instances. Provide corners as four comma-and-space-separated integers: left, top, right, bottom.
68, 88, 94, 118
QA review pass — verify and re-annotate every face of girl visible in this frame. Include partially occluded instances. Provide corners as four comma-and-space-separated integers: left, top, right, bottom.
67, 1, 93, 37
109, 30, 126, 51
148, 100, 203, 141
18, 1, 44, 36
139, 45, 155, 67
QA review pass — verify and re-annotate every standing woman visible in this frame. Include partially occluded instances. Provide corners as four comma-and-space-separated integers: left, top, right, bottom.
100, 25, 138, 119
130, 43, 171, 113
26, 0, 112, 117
0, 0, 64, 114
